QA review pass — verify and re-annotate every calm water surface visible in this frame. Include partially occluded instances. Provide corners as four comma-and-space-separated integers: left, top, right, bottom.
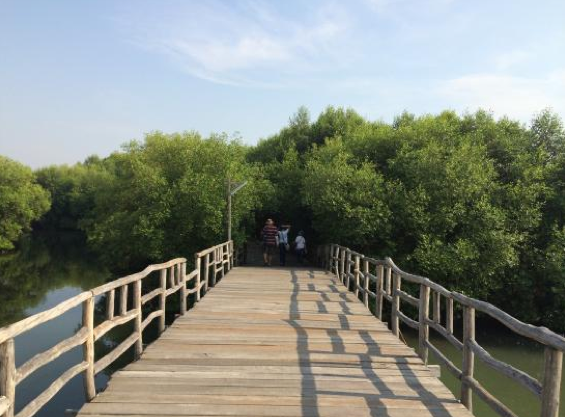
402, 319, 565, 417
0, 233, 133, 417
1, 234, 564, 416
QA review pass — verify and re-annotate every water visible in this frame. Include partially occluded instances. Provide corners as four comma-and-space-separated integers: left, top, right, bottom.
0, 233, 113, 417
1, 234, 564, 417
402, 322, 565, 417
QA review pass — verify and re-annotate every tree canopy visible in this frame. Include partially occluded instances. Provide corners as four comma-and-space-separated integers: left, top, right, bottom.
0, 156, 50, 250
2, 106, 565, 331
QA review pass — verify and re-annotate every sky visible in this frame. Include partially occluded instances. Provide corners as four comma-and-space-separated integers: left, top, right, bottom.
1, 0, 564, 168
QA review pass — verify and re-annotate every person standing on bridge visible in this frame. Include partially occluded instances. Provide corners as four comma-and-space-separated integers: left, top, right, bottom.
278, 224, 290, 266
261, 218, 278, 266
295, 230, 306, 264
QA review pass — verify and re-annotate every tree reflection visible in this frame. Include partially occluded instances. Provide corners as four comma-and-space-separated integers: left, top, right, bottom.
0, 232, 110, 327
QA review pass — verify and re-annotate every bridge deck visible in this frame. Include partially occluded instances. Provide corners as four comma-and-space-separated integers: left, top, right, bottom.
77, 267, 474, 417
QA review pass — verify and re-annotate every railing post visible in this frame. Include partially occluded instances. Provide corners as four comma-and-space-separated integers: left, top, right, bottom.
346, 251, 352, 290
363, 258, 369, 308
433, 292, 441, 323
0, 339, 16, 417
211, 249, 217, 287
446, 297, 454, 334
133, 279, 143, 358
180, 262, 187, 315
82, 296, 96, 401
385, 266, 392, 295
339, 249, 345, 284
120, 285, 128, 316
106, 289, 115, 320
159, 269, 166, 333
391, 273, 401, 337
330, 245, 335, 276
354, 255, 360, 298
333, 246, 340, 278
461, 306, 475, 411
220, 245, 226, 279
229, 241, 234, 270
376, 265, 384, 320
204, 253, 210, 291
540, 347, 563, 417
231, 241, 235, 269
195, 254, 202, 301
418, 284, 430, 364
168, 266, 174, 288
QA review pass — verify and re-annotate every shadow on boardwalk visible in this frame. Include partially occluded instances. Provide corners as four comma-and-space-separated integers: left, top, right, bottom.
285, 268, 461, 417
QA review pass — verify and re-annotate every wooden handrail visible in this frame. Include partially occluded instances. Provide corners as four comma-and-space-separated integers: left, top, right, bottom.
325, 243, 564, 417
0, 397, 9, 416
0, 240, 234, 417
0, 292, 91, 345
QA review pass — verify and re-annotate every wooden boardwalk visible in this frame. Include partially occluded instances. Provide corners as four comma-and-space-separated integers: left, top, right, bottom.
76, 266, 473, 417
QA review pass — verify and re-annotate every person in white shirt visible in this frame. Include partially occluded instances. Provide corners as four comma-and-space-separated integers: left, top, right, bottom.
294, 231, 306, 264
278, 225, 290, 266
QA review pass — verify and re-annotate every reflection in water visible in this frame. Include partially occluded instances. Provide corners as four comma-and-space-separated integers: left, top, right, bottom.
0, 233, 113, 417
403, 322, 565, 417
0, 232, 174, 417
0, 233, 110, 326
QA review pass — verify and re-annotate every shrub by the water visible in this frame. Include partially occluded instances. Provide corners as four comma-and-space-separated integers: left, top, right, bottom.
0, 156, 50, 250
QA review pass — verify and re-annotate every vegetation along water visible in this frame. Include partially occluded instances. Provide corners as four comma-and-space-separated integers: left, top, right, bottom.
1, 106, 565, 416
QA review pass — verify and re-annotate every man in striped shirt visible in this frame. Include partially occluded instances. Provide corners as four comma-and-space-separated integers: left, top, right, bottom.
261, 218, 278, 266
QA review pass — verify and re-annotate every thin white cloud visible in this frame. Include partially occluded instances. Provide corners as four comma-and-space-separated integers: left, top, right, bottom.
122, 1, 350, 86
439, 71, 565, 121
495, 50, 532, 71
364, 0, 454, 13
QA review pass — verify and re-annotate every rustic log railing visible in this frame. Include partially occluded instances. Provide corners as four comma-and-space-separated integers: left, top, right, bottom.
323, 243, 565, 417
0, 240, 234, 417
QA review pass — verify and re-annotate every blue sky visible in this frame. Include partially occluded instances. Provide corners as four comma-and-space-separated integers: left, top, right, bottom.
1, 0, 564, 168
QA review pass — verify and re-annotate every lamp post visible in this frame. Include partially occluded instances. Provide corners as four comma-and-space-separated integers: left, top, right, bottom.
227, 179, 247, 241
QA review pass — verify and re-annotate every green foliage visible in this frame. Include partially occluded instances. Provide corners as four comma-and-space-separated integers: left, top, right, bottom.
82, 132, 270, 269
249, 106, 565, 331
35, 159, 111, 230
303, 139, 390, 247
531, 108, 565, 159
0, 156, 50, 250
4, 105, 565, 332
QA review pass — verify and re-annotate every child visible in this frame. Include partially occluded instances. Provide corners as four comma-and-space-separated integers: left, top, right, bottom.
295, 231, 306, 264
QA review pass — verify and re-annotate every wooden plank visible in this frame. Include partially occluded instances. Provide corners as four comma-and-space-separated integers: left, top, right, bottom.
92, 393, 461, 406
79, 402, 472, 416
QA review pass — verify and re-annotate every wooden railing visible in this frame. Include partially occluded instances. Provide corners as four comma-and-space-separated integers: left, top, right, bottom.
0, 240, 234, 417
324, 244, 564, 417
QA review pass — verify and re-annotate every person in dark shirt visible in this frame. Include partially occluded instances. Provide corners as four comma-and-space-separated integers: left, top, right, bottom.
261, 219, 278, 266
